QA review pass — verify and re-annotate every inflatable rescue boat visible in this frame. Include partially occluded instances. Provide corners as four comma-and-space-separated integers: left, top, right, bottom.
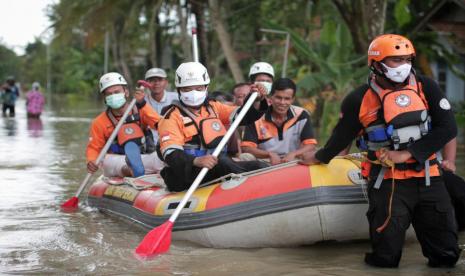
87, 158, 370, 248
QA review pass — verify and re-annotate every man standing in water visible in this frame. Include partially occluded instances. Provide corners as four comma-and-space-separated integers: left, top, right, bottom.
1, 76, 19, 117
302, 34, 460, 267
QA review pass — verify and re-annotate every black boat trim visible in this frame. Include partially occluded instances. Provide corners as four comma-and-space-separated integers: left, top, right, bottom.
87, 185, 368, 231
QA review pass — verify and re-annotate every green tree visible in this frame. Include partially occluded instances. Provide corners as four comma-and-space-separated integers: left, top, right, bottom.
0, 44, 20, 83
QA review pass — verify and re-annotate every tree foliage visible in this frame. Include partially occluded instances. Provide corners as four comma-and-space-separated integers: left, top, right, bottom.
0, 44, 21, 83
0, 0, 462, 133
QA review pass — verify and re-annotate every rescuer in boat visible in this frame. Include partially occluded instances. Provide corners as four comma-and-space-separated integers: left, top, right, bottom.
143, 67, 178, 116
142, 67, 178, 148
241, 78, 317, 165
301, 34, 460, 268
86, 72, 163, 178
224, 61, 275, 160
157, 62, 269, 192
249, 61, 274, 96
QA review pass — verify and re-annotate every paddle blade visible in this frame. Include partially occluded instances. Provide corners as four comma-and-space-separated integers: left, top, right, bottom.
61, 196, 79, 210
135, 221, 173, 258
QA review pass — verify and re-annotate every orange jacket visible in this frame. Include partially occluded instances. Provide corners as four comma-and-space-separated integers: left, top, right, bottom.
158, 101, 237, 157
86, 103, 160, 162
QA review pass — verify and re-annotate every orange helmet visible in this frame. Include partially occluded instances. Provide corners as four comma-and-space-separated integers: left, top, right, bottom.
367, 34, 415, 66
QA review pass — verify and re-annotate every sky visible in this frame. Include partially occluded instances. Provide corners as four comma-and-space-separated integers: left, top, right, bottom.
0, 0, 56, 55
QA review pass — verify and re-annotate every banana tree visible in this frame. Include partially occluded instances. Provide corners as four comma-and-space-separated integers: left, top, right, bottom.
267, 20, 367, 137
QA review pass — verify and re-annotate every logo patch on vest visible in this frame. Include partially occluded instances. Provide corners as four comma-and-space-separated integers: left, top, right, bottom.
395, 94, 410, 107
211, 122, 221, 131
181, 115, 193, 124
439, 98, 451, 110
260, 126, 267, 137
124, 127, 135, 135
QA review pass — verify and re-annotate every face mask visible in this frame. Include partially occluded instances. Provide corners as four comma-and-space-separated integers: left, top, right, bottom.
105, 93, 126, 109
381, 63, 412, 83
180, 90, 207, 107
255, 81, 272, 94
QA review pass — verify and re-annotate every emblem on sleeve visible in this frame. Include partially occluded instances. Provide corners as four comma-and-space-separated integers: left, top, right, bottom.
439, 98, 451, 110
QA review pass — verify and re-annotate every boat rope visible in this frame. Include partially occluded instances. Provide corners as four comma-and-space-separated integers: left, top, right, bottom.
198, 160, 301, 187
341, 150, 396, 233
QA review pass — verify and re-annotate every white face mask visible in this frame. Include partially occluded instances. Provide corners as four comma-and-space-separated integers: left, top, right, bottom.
179, 90, 207, 107
255, 81, 272, 94
382, 63, 412, 83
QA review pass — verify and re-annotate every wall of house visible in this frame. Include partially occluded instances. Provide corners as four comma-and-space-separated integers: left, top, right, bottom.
446, 62, 465, 103
430, 60, 465, 103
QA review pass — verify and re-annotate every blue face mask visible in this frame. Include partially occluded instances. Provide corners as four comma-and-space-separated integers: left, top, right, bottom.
105, 93, 126, 109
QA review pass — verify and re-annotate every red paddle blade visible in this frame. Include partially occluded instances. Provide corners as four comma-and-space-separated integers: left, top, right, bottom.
61, 196, 79, 210
135, 221, 173, 258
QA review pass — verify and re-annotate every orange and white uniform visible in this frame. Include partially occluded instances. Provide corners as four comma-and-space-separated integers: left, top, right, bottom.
86, 103, 163, 176
241, 105, 317, 156
157, 99, 269, 192
158, 101, 237, 158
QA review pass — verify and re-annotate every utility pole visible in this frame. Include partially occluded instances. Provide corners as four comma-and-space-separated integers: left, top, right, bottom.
104, 31, 109, 73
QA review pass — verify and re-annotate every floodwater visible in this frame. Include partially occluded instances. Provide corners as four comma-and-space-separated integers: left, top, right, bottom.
1, 97, 465, 275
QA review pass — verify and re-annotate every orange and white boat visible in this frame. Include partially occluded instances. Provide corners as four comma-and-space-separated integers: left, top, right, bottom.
87, 158, 371, 248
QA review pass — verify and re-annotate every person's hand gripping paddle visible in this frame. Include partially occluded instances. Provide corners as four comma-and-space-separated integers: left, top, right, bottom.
61, 81, 149, 211
134, 92, 259, 258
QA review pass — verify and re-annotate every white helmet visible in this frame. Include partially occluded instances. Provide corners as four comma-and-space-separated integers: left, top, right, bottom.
99, 72, 127, 93
175, 62, 210, 88
145, 68, 167, 80
248, 62, 274, 79
32, 82, 40, 89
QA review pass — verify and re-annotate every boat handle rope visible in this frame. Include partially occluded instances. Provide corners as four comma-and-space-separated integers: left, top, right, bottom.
198, 159, 301, 188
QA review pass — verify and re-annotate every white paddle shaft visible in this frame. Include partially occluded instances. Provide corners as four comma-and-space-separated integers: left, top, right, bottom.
169, 92, 258, 222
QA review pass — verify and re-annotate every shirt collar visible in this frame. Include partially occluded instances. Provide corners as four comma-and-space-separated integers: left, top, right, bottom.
148, 91, 167, 103
264, 106, 295, 122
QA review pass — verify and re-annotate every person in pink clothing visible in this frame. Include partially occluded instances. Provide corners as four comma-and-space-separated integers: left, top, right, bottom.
26, 82, 45, 118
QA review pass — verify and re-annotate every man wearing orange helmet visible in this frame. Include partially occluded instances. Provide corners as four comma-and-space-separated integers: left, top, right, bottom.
302, 34, 460, 267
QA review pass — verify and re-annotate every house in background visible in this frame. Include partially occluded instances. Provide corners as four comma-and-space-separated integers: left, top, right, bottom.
413, 0, 465, 104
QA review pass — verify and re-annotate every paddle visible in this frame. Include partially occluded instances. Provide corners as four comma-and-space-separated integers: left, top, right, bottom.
134, 91, 259, 258
61, 83, 147, 210
192, 28, 199, 62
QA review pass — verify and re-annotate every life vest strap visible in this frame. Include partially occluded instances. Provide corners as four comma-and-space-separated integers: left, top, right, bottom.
393, 158, 438, 171
374, 167, 387, 189
425, 160, 430, 186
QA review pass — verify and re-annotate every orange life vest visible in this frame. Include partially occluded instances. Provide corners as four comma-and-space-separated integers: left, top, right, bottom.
361, 73, 430, 151
358, 73, 439, 183
106, 106, 145, 146
171, 102, 227, 155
